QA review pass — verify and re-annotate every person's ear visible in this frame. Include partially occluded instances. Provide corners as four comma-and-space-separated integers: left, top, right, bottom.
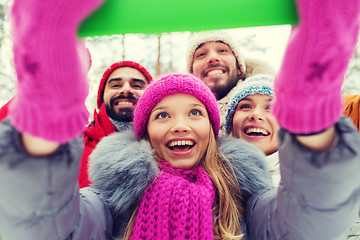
237, 66, 245, 78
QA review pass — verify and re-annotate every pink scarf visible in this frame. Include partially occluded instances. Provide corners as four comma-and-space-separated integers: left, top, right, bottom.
130, 160, 216, 239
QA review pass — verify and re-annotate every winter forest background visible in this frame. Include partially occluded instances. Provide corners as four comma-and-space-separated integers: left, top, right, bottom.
0, 0, 359, 115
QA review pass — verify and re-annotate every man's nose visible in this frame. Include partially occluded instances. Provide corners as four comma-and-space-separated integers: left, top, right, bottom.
119, 82, 134, 95
207, 51, 220, 65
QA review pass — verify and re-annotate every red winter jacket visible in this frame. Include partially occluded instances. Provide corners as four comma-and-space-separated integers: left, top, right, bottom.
78, 104, 116, 188
0, 99, 12, 122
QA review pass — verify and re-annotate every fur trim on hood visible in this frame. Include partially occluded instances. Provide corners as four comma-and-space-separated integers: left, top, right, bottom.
89, 130, 271, 234
217, 136, 271, 200
244, 57, 276, 79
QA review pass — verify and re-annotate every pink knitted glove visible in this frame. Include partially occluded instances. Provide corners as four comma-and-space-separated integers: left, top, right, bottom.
9, 0, 104, 143
272, 0, 360, 134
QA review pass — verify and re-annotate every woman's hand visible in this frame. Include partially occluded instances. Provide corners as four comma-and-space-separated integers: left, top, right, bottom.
22, 133, 60, 157
295, 126, 336, 152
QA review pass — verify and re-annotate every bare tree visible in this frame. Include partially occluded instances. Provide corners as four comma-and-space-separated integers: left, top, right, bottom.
0, 0, 16, 106
155, 34, 161, 77
343, 31, 360, 94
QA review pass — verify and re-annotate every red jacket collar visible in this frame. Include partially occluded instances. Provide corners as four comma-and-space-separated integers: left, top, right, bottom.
83, 104, 116, 142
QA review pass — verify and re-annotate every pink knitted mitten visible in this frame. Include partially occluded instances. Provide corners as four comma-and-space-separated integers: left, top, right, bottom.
272, 0, 360, 134
9, 0, 103, 143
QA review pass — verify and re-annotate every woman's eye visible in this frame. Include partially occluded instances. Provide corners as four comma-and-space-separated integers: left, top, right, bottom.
155, 112, 169, 119
238, 104, 252, 110
189, 109, 202, 116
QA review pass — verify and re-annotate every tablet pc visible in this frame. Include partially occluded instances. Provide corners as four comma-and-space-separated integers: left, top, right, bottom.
78, 0, 298, 37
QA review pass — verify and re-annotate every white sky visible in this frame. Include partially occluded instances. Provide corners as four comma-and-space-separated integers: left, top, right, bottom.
0, 24, 292, 107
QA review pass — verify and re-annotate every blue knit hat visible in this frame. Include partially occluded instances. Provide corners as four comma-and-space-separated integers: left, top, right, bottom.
225, 74, 274, 135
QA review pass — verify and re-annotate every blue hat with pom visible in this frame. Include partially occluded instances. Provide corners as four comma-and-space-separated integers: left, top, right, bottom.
225, 74, 274, 135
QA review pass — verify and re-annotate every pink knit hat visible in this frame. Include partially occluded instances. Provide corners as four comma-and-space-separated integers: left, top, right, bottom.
134, 73, 220, 139
96, 61, 153, 108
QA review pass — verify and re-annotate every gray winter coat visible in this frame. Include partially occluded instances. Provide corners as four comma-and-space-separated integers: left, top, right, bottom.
0, 116, 360, 240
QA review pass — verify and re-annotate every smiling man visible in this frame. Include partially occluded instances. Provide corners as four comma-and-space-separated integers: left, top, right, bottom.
101, 65, 149, 123
187, 31, 275, 135
79, 61, 153, 187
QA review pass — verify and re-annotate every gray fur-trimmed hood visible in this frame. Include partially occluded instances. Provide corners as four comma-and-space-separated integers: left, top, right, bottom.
217, 136, 272, 200
244, 57, 276, 79
89, 130, 271, 220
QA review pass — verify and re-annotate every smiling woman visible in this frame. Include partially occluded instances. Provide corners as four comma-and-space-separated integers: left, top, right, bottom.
226, 74, 278, 156
123, 73, 245, 239
147, 94, 211, 170
225, 74, 281, 185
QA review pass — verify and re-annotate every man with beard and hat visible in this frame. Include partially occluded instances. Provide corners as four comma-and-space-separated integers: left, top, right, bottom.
78, 60, 153, 188
187, 31, 276, 135
0, 61, 152, 188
